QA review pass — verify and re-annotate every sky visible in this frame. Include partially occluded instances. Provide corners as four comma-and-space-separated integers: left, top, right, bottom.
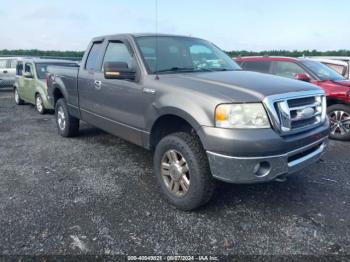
0, 0, 349, 51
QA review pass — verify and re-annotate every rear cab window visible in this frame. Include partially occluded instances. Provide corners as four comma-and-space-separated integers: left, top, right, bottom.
242, 60, 271, 73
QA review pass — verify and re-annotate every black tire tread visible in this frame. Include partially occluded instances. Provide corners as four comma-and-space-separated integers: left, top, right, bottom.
14, 88, 24, 105
35, 93, 46, 114
154, 132, 215, 210
55, 98, 79, 137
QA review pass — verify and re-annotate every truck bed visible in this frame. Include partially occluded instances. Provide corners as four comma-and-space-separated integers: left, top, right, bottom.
47, 64, 80, 113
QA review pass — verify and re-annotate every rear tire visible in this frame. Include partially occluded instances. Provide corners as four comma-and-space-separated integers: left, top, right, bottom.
55, 98, 79, 137
153, 132, 215, 211
35, 94, 46, 114
327, 104, 350, 141
14, 88, 24, 105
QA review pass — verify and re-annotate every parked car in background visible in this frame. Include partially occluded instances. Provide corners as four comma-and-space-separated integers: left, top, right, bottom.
47, 34, 328, 210
0, 57, 20, 88
236, 56, 350, 140
306, 57, 350, 80
14, 58, 77, 114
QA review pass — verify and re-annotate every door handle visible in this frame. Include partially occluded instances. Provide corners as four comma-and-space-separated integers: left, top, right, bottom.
94, 80, 102, 89
3, 70, 8, 74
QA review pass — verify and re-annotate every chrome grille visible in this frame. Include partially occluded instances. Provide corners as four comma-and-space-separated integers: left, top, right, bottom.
263, 90, 327, 135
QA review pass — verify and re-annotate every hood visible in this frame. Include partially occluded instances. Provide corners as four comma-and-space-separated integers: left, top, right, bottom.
156, 71, 322, 102
332, 80, 350, 87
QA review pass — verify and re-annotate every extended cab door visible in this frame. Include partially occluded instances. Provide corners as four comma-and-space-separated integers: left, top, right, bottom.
79, 38, 148, 145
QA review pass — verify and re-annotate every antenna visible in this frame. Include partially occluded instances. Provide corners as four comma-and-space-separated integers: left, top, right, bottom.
155, 0, 159, 80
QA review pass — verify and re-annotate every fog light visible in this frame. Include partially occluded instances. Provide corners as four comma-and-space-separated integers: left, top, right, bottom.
253, 161, 271, 177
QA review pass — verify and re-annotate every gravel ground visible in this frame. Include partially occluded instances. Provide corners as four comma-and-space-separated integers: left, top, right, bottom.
0, 88, 349, 257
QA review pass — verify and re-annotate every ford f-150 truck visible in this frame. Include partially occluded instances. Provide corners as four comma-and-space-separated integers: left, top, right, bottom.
47, 34, 329, 210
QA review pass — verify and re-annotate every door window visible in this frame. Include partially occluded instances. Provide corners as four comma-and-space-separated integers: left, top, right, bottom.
9, 59, 17, 68
0, 60, 7, 69
242, 61, 271, 73
102, 42, 133, 70
16, 62, 23, 76
85, 42, 103, 71
25, 63, 33, 75
324, 63, 346, 76
274, 61, 307, 78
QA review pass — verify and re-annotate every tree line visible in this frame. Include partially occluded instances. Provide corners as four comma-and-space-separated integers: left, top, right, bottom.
1, 49, 350, 59
228, 49, 350, 57
0, 49, 84, 59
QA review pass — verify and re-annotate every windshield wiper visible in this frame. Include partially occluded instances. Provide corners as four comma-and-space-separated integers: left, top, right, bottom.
155, 67, 196, 73
195, 68, 241, 72
211, 68, 241, 71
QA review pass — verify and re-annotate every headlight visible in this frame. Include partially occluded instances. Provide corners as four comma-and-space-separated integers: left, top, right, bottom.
215, 103, 270, 128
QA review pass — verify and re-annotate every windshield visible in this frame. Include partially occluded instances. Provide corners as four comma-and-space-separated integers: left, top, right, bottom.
35, 63, 76, 79
302, 60, 345, 81
135, 36, 241, 74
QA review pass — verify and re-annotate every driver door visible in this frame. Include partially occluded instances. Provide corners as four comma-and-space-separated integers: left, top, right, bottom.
92, 38, 148, 145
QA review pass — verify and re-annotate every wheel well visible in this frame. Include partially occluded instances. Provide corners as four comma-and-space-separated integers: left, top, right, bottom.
150, 115, 196, 150
53, 88, 64, 106
327, 98, 350, 107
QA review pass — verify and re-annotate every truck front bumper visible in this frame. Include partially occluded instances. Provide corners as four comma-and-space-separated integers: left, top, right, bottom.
198, 121, 329, 184
207, 137, 328, 183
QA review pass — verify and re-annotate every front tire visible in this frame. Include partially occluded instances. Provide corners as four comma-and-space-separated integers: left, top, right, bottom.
55, 98, 79, 137
35, 94, 46, 114
154, 132, 215, 211
14, 88, 24, 105
327, 104, 350, 141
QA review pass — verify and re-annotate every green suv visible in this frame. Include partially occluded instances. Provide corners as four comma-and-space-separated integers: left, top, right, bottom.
14, 58, 77, 114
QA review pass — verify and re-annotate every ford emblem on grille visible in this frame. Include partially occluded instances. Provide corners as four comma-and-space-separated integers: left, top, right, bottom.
296, 107, 315, 120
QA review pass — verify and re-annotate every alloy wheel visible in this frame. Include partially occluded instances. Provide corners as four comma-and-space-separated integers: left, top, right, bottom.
15, 89, 19, 104
329, 110, 350, 136
36, 96, 43, 113
160, 149, 190, 197
57, 106, 66, 130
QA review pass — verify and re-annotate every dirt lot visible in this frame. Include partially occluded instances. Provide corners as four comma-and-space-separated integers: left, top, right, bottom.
0, 88, 349, 256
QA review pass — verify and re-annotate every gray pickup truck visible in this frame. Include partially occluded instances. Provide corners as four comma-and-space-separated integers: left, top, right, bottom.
47, 34, 329, 210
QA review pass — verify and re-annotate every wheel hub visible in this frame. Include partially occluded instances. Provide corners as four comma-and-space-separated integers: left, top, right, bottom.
57, 106, 66, 130
169, 163, 183, 181
329, 110, 350, 136
160, 149, 190, 197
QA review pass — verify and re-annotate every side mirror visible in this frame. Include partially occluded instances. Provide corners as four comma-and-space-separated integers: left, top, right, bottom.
103, 62, 136, 80
295, 73, 311, 82
23, 72, 33, 78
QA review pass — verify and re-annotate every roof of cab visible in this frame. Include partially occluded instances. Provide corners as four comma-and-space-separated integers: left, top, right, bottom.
235, 56, 301, 62
91, 33, 204, 42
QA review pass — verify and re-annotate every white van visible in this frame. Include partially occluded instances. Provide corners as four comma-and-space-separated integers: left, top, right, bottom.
0, 57, 19, 88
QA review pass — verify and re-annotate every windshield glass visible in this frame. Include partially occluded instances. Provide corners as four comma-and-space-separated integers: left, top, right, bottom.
35, 63, 76, 79
135, 36, 241, 74
302, 60, 345, 81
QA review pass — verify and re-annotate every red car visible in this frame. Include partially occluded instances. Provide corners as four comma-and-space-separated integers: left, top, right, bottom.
236, 56, 350, 140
